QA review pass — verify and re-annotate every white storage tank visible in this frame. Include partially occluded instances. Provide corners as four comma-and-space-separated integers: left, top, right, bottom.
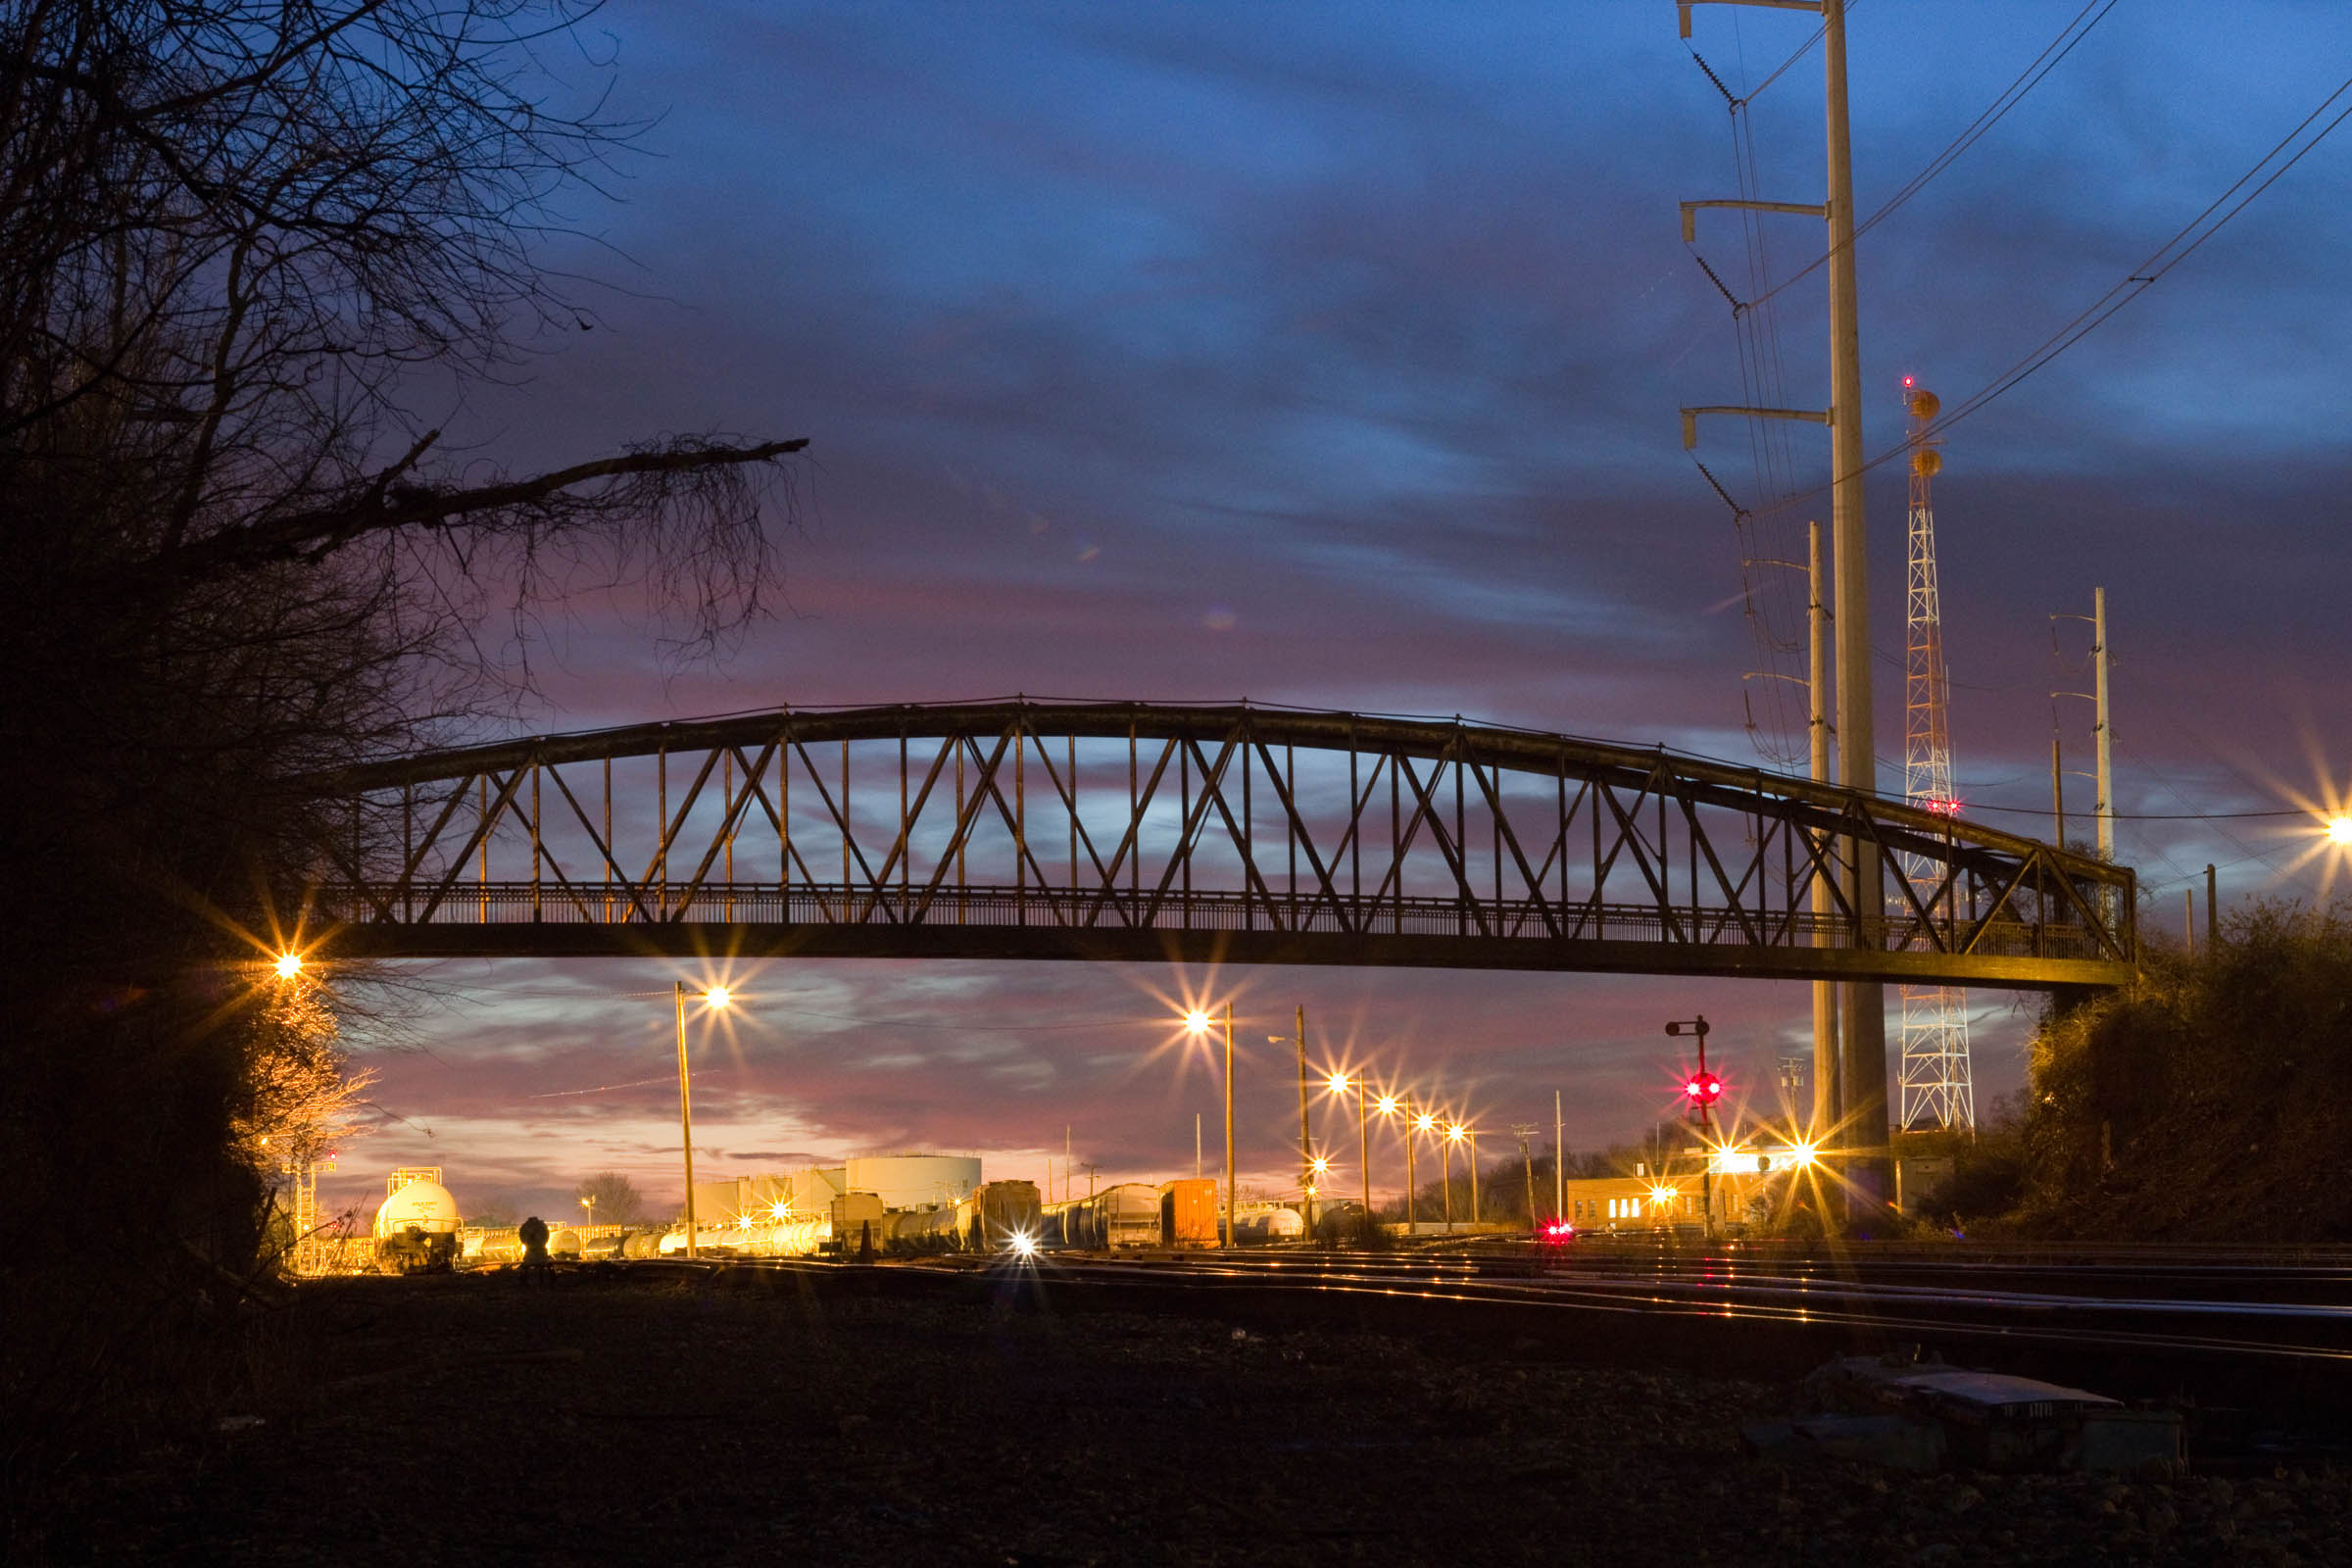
844, 1154, 981, 1210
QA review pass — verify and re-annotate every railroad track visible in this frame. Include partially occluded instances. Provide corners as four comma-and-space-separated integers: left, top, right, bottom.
605, 1242, 2352, 1380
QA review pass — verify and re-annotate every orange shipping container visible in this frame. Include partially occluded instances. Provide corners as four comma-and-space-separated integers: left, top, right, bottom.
1158, 1178, 1218, 1248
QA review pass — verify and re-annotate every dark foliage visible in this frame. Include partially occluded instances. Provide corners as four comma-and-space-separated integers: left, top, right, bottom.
0, 3, 802, 1536
2012, 901, 2352, 1240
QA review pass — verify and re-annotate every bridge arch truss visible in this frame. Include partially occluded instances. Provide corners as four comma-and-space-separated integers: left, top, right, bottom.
307, 700, 2135, 987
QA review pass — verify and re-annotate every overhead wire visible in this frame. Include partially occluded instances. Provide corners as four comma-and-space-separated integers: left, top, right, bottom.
1693, 14, 1810, 769
1756, 66, 2352, 521
1745, 0, 2122, 314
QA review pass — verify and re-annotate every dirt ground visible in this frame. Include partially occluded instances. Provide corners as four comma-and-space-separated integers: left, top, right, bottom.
45, 1265, 2350, 1566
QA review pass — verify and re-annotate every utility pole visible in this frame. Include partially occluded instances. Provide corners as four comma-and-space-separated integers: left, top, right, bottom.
2206, 864, 2219, 951
2092, 585, 2114, 867
1823, 0, 1887, 1220
1514, 1125, 1540, 1233
2053, 587, 2115, 879
1195, 1112, 1201, 1180
1808, 517, 1839, 1142
1553, 1090, 1566, 1223
1678, 0, 1883, 1212
2051, 734, 2066, 849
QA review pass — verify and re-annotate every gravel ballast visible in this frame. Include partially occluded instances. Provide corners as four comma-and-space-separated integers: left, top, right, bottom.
51, 1265, 2351, 1566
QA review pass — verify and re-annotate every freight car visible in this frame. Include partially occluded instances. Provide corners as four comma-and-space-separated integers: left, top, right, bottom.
371, 1168, 461, 1274
952, 1179, 1041, 1251
1159, 1178, 1218, 1247
1073, 1183, 1163, 1249
1232, 1204, 1305, 1244
1043, 1183, 1162, 1250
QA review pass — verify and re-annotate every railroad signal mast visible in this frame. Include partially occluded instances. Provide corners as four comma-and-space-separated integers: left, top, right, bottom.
1666, 1016, 1721, 1239
1896, 380, 1976, 1132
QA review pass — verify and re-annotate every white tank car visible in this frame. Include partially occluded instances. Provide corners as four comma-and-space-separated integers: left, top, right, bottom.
1233, 1205, 1305, 1244
371, 1172, 462, 1273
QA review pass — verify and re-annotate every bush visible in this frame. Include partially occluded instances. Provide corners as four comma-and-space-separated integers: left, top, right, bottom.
2010, 900, 2352, 1241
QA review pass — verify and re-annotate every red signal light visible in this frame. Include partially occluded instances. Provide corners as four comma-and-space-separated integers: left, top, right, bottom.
1540, 1220, 1575, 1245
1684, 1071, 1723, 1106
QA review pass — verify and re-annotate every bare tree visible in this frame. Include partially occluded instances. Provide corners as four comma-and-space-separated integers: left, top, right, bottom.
0, 4, 806, 1511
574, 1170, 644, 1227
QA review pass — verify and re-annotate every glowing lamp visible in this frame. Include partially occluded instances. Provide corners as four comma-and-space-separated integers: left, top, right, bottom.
2328, 816, 2352, 846
273, 953, 303, 978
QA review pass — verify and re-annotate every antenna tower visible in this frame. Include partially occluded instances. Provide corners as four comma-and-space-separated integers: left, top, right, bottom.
1896, 380, 1975, 1132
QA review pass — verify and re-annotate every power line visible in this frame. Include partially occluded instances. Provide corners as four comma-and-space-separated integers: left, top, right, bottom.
1748, 1, 2121, 314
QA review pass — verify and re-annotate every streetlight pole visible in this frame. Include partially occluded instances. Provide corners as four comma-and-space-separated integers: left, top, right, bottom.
1468, 1130, 1480, 1227
1356, 1078, 1371, 1225
1224, 1003, 1236, 1250
1291, 1006, 1310, 1238
674, 980, 731, 1261
674, 980, 699, 1260
1408, 1106, 1431, 1237
1325, 1070, 1373, 1241
1441, 1126, 1456, 1235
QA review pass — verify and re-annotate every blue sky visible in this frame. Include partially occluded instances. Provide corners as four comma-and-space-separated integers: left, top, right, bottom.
336, 1, 2352, 1222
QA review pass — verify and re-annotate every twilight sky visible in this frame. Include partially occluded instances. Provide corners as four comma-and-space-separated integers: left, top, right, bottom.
333, 1, 2352, 1224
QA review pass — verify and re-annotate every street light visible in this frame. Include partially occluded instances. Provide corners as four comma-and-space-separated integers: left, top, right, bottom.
1442, 1122, 1464, 1234
1186, 1005, 1235, 1249
675, 980, 731, 1260
580, 1193, 596, 1233
1409, 1107, 1436, 1235
273, 952, 304, 979
1325, 1069, 1372, 1234
1373, 1093, 1406, 1238
1439, 1128, 1477, 1222
2328, 815, 2352, 846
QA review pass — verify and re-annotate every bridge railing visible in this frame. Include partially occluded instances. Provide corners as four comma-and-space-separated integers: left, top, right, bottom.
318, 880, 2109, 962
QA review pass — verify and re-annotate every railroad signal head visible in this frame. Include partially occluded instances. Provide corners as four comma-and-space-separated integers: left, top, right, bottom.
1684, 1071, 1724, 1107
1540, 1219, 1575, 1246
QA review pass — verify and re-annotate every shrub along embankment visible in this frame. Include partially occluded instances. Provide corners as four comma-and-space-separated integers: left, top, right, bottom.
2011, 901, 2352, 1242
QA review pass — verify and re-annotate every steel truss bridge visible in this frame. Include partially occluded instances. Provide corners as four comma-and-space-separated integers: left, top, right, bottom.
306, 700, 2135, 988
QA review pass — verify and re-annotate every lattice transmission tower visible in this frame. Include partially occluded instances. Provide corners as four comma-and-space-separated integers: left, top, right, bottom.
1896, 379, 1976, 1132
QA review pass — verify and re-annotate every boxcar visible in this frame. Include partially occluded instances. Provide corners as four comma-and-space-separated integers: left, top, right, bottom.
1159, 1178, 1218, 1247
